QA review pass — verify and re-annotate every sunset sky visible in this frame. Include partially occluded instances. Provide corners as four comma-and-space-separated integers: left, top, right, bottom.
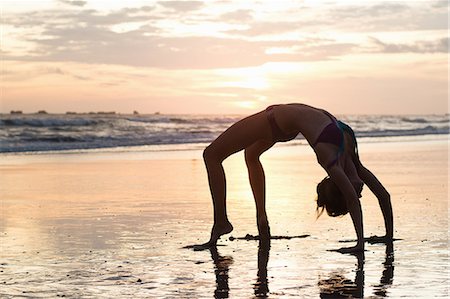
2, 0, 448, 114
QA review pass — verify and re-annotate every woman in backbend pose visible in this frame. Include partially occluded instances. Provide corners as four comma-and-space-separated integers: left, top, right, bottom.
200, 103, 393, 253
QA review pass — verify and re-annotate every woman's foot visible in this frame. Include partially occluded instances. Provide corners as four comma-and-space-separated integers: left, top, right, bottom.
209, 221, 234, 244
258, 220, 271, 241
192, 222, 233, 251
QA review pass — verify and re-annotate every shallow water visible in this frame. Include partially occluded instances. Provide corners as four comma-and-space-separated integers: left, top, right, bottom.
0, 140, 448, 298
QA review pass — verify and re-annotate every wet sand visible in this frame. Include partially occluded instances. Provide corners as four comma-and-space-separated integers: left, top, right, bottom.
0, 138, 448, 298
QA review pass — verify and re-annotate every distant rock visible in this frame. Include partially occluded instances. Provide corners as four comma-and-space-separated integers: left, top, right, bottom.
10, 110, 23, 114
97, 111, 116, 115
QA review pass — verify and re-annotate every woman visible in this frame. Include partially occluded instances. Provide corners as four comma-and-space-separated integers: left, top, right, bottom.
199, 103, 393, 253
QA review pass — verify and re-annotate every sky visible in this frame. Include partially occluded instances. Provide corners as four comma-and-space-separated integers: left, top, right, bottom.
1, 0, 448, 115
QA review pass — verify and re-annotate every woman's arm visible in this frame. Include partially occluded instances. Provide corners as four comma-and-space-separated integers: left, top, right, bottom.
358, 165, 393, 240
328, 166, 365, 253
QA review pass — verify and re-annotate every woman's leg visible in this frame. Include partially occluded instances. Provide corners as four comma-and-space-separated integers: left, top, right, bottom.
245, 140, 274, 239
202, 111, 273, 245
203, 149, 232, 240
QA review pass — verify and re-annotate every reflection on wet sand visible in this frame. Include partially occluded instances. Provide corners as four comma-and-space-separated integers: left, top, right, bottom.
253, 240, 270, 298
209, 240, 271, 298
209, 246, 233, 298
318, 251, 365, 298
319, 243, 394, 298
373, 242, 395, 297
208, 242, 395, 298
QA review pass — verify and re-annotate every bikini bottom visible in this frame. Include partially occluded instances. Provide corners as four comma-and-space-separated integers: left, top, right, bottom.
312, 121, 344, 169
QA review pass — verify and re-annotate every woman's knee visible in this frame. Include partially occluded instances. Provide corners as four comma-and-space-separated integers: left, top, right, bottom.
203, 144, 224, 164
203, 145, 214, 162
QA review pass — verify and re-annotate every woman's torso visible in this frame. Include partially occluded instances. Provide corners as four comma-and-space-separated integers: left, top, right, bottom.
268, 103, 337, 145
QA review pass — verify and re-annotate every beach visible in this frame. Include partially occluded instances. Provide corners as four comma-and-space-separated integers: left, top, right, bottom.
0, 137, 448, 298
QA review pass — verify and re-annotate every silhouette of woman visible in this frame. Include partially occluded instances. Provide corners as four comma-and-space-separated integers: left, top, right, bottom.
198, 103, 393, 253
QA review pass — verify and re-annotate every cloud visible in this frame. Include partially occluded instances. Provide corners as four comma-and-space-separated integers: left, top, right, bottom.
327, 2, 448, 32
220, 9, 253, 22
58, 0, 87, 7
220, 2, 427, 37
330, 3, 409, 19
5, 25, 356, 69
3, 7, 158, 28
2, 63, 91, 82
226, 21, 303, 36
432, 0, 448, 9
2, 2, 447, 70
2, 4, 358, 69
157, 1, 204, 12
370, 37, 449, 54
324, 3, 413, 32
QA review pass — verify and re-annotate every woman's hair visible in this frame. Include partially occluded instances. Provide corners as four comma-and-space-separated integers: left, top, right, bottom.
316, 177, 349, 218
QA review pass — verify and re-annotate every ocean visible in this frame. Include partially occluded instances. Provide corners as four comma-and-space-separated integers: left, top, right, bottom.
0, 113, 448, 153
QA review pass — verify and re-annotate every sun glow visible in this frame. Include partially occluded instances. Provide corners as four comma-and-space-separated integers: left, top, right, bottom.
235, 101, 257, 109
217, 67, 271, 90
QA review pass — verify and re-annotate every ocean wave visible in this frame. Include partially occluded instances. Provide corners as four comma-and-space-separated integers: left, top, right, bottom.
0, 117, 101, 127
400, 117, 429, 124
126, 116, 240, 125
357, 125, 449, 138
125, 117, 171, 124
0, 114, 448, 153
21, 135, 82, 143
